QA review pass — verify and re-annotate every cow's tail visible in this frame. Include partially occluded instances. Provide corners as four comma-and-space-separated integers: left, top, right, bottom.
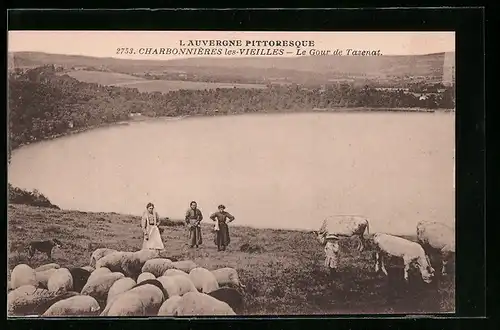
365, 220, 370, 237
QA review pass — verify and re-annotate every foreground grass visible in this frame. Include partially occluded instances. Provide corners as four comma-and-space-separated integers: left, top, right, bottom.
7, 204, 455, 315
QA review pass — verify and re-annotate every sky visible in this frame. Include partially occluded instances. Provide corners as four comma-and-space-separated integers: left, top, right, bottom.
8, 31, 455, 60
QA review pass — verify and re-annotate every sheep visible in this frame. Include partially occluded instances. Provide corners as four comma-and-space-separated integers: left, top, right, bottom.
211, 267, 246, 289
68, 268, 92, 293
141, 258, 173, 277
95, 252, 130, 272
47, 268, 73, 293
34, 263, 60, 272
189, 267, 220, 293
87, 267, 112, 283
172, 291, 236, 316
135, 249, 162, 262
35, 268, 58, 289
42, 295, 100, 316
171, 260, 198, 273
163, 268, 189, 278
81, 266, 95, 273
96, 250, 162, 279
207, 287, 244, 314
156, 275, 198, 297
102, 281, 164, 316
137, 272, 156, 283
11, 264, 38, 289
7, 285, 79, 316
106, 277, 136, 305
81, 272, 124, 304
90, 248, 118, 268
157, 295, 182, 316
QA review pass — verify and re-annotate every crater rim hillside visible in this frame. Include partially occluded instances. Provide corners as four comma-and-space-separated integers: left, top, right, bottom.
8, 51, 455, 86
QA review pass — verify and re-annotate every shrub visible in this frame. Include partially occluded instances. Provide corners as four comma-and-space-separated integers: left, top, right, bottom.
8, 184, 60, 209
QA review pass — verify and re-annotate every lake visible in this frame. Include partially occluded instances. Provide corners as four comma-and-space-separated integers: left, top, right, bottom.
8, 112, 455, 234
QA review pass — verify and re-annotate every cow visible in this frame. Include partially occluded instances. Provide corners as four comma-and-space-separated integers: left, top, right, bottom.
313, 215, 370, 252
416, 221, 455, 276
371, 233, 435, 284
312, 216, 370, 275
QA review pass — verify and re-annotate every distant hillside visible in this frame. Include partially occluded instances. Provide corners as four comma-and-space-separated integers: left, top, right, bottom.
9, 51, 455, 86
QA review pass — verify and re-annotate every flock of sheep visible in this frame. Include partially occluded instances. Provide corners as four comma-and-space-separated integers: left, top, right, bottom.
8, 248, 246, 317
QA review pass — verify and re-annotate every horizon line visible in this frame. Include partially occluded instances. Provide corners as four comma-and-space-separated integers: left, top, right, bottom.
9, 50, 456, 63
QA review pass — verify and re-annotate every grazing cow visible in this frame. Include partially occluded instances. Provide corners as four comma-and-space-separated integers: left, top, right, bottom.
416, 221, 455, 276
313, 215, 370, 252
372, 233, 435, 284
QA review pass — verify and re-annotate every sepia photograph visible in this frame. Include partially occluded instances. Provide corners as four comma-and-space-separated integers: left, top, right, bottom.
7, 30, 456, 317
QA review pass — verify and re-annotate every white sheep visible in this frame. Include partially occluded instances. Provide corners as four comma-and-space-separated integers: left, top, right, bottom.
34, 263, 60, 272
171, 260, 198, 273
81, 272, 124, 303
163, 268, 189, 278
81, 266, 95, 273
137, 272, 156, 283
47, 268, 73, 293
211, 267, 246, 289
87, 267, 112, 283
172, 291, 236, 316
102, 282, 164, 316
135, 249, 162, 263
11, 264, 38, 290
156, 275, 198, 297
157, 295, 182, 316
106, 277, 137, 305
7, 285, 79, 316
141, 259, 173, 277
90, 248, 118, 268
189, 267, 220, 293
95, 252, 129, 272
42, 295, 100, 316
35, 268, 58, 289
96, 250, 161, 279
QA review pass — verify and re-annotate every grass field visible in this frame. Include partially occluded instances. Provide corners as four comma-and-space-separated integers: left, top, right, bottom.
7, 204, 455, 315
64, 70, 268, 92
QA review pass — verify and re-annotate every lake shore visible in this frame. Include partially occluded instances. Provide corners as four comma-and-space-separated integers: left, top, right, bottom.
10, 107, 454, 152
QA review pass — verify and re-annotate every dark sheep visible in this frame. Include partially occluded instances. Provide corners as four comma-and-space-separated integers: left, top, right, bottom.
69, 268, 91, 293
207, 287, 244, 314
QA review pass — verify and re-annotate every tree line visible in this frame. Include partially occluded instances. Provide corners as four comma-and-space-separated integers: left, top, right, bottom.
9, 65, 455, 153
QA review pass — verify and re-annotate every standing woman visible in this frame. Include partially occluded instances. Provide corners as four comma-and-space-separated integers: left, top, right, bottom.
185, 201, 203, 248
210, 204, 235, 251
141, 203, 164, 251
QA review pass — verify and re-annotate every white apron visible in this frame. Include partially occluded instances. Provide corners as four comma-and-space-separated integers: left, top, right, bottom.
142, 211, 164, 250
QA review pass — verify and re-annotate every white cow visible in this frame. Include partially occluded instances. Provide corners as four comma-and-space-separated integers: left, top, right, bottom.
416, 221, 455, 276
372, 233, 435, 284
313, 215, 370, 251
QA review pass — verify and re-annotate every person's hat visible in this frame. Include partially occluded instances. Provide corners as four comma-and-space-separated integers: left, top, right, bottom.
218, 204, 226, 210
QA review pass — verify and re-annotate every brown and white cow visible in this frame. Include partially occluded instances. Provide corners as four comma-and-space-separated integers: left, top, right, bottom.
313, 216, 370, 273
372, 233, 435, 284
313, 215, 370, 251
416, 221, 455, 276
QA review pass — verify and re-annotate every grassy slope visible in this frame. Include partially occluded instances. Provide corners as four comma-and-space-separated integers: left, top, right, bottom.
7, 204, 454, 315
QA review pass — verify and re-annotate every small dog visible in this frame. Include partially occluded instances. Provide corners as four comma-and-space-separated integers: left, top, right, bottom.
26, 239, 63, 260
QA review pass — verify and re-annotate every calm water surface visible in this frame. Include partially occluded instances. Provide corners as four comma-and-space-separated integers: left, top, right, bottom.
9, 112, 455, 234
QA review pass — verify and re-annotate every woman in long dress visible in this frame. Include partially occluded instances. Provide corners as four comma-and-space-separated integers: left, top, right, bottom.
185, 201, 203, 248
141, 202, 164, 251
210, 204, 235, 251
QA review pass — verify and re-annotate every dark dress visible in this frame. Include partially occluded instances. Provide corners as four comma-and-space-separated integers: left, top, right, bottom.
185, 208, 203, 247
210, 211, 235, 250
